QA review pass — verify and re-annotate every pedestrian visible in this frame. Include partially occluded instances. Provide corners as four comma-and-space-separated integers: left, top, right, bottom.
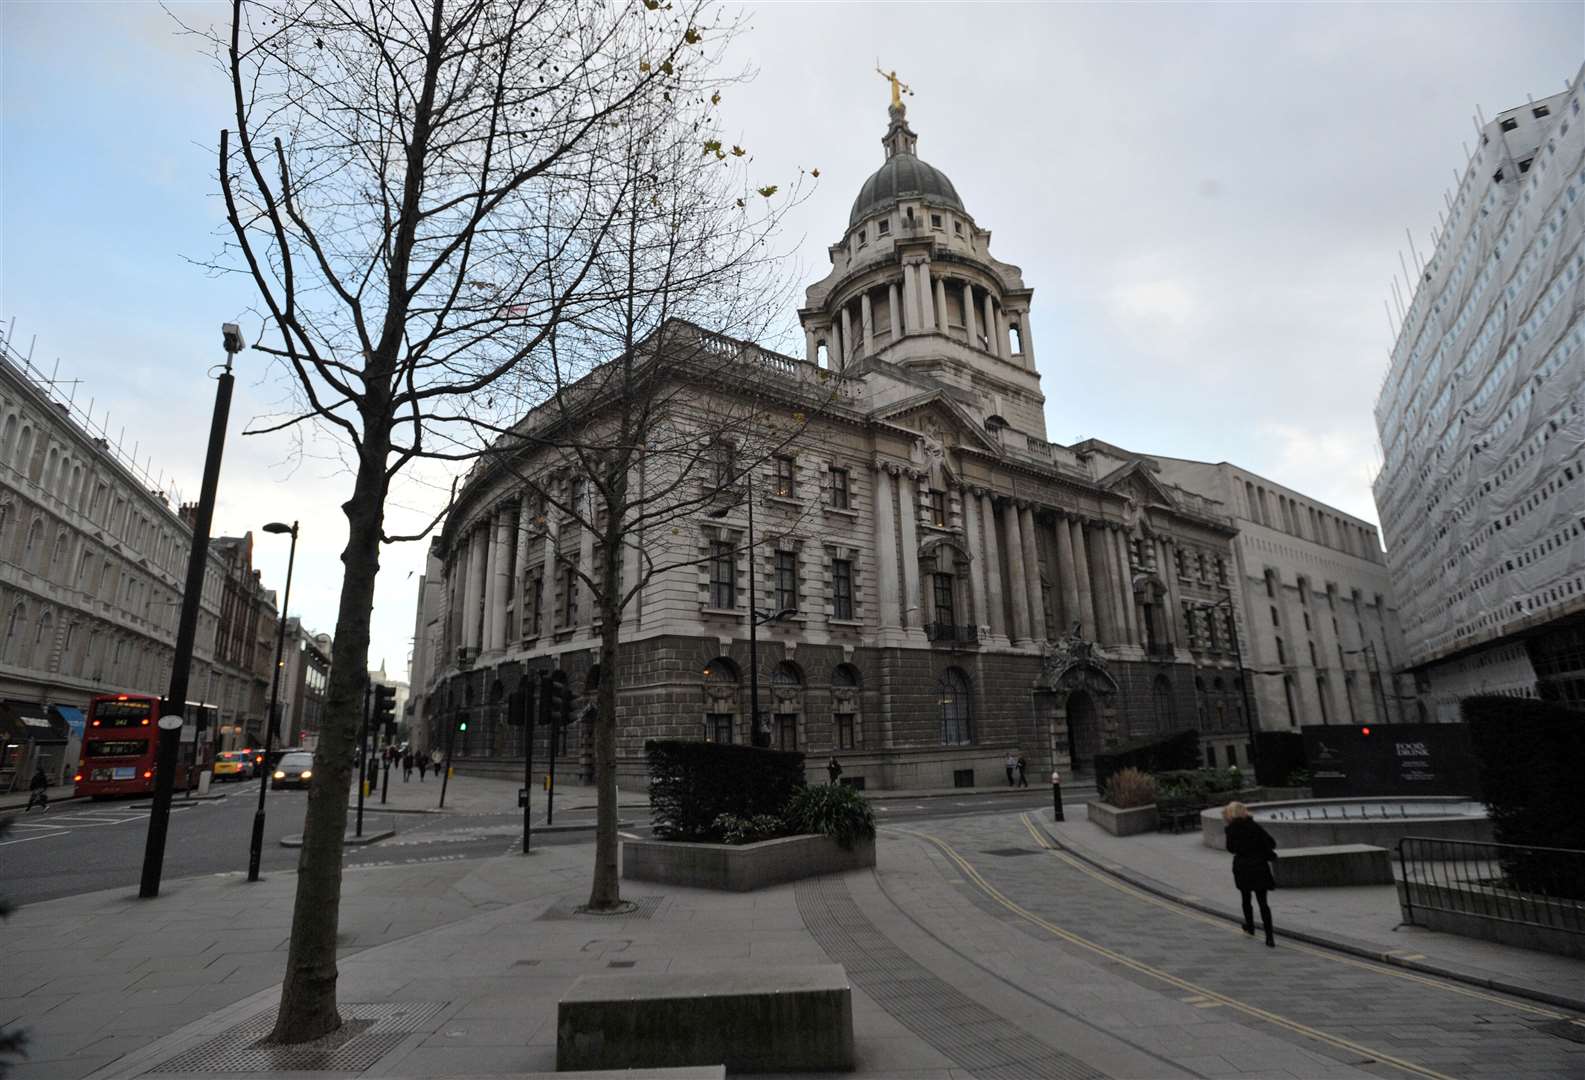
1005, 751, 1017, 787
402, 751, 413, 782
1223, 801, 1278, 947
417, 755, 428, 782
827, 755, 842, 785
1016, 754, 1029, 789
430, 747, 443, 778
24, 764, 50, 813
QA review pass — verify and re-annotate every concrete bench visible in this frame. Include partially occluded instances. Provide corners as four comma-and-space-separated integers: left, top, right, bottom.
1273, 844, 1394, 887
557, 964, 854, 1074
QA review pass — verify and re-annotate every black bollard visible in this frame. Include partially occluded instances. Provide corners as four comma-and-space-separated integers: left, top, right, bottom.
1051, 772, 1065, 822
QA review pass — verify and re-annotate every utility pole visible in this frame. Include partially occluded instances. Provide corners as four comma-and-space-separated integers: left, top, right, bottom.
140, 324, 242, 899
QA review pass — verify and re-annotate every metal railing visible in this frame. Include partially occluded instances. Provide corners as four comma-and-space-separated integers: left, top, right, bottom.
924, 623, 979, 644
1397, 836, 1585, 937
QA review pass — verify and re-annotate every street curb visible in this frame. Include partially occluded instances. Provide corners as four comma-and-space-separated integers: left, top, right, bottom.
1030, 810, 1585, 1015
280, 829, 395, 848
862, 785, 1096, 803
0, 793, 87, 813
347, 803, 443, 815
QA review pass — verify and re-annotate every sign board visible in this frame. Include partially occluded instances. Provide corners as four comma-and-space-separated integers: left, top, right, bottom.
158, 714, 184, 731
1302, 723, 1479, 798
180, 722, 197, 744
518, 787, 529, 808
20, 716, 51, 728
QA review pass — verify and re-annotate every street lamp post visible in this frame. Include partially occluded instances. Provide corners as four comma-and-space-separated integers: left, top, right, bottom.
247, 520, 298, 882
139, 323, 242, 899
440, 649, 474, 808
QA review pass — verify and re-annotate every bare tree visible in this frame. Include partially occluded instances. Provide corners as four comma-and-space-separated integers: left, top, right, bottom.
459, 81, 834, 911
203, 0, 745, 1042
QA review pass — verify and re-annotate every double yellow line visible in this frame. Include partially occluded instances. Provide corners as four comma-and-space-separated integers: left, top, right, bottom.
895, 818, 1473, 1080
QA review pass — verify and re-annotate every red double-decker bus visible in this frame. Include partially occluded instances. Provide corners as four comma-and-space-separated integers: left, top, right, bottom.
73, 694, 219, 798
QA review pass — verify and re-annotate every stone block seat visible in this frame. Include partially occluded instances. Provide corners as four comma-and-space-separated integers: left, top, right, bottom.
1272, 844, 1394, 888
557, 963, 855, 1074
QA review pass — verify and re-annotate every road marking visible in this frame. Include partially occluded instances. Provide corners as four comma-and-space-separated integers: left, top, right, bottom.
1017, 813, 1565, 1022
619, 831, 639, 839
0, 832, 59, 847
896, 823, 1465, 1080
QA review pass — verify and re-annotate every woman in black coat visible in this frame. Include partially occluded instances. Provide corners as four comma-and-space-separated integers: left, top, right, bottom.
1223, 801, 1277, 947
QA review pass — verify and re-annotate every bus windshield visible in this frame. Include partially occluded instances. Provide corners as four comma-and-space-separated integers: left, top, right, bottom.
92, 699, 154, 727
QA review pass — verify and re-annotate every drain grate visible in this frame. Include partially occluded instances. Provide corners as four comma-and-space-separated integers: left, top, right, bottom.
537, 894, 664, 920
152, 1001, 447, 1073
607, 960, 636, 968
981, 847, 1044, 857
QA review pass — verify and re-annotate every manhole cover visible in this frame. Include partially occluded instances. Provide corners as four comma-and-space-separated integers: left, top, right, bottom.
153, 1001, 447, 1072
981, 848, 1043, 857
538, 894, 663, 920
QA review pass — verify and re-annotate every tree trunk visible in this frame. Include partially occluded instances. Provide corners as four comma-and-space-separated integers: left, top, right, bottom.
270, 437, 389, 1042
587, 600, 622, 910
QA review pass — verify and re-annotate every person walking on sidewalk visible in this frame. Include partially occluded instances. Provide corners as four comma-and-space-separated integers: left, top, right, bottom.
402, 751, 413, 782
1005, 751, 1017, 787
24, 764, 50, 813
417, 754, 428, 781
827, 755, 842, 785
1016, 754, 1029, 788
430, 748, 443, 778
1224, 801, 1278, 947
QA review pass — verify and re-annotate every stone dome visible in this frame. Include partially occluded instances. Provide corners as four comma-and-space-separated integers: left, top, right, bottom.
848, 153, 964, 227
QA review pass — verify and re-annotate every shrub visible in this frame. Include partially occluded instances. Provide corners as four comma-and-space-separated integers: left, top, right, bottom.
712, 813, 789, 845
646, 740, 805, 842
1103, 767, 1156, 808
783, 782, 876, 850
1154, 768, 1246, 805
1093, 729, 1200, 791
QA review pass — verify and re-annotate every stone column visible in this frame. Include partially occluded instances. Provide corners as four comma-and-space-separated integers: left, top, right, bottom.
539, 499, 560, 637
805, 326, 819, 366
888, 282, 901, 339
512, 497, 531, 641
1077, 522, 1106, 642
1017, 307, 1036, 367
1001, 501, 1030, 642
981, 493, 1006, 639
934, 276, 948, 334
1113, 529, 1138, 645
873, 466, 900, 628
577, 488, 596, 631
1098, 527, 1128, 644
1162, 539, 1186, 645
489, 506, 511, 650
463, 524, 486, 652
983, 292, 997, 355
963, 490, 987, 631
997, 306, 1013, 358
840, 305, 854, 367
1071, 520, 1096, 640
480, 511, 500, 651
902, 264, 919, 333
1154, 539, 1177, 648
830, 319, 843, 367
918, 262, 936, 331
897, 472, 921, 629
860, 292, 874, 358
963, 281, 977, 346
1055, 516, 1081, 636
1019, 505, 1044, 640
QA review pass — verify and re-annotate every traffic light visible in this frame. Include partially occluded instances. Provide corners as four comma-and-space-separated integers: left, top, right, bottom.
507, 682, 535, 727
374, 683, 397, 735
540, 671, 574, 754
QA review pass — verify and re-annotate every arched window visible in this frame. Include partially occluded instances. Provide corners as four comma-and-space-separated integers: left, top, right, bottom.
703, 657, 738, 744
1152, 674, 1175, 731
940, 667, 973, 745
23, 518, 42, 564
0, 415, 15, 460
831, 663, 861, 688
771, 662, 801, 688
1283, 676, 1299, 727
5, 601, 28, 663
1316, 676, 1330, 724
52, 530, 69, 572
32, 609, 53, 670
15, 425, 32, 474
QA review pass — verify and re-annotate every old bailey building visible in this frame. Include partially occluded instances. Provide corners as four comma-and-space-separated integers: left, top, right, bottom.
411, 94, 1262, 790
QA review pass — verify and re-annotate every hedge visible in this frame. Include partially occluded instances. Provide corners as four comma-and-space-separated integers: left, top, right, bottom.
646, 739, 806, 841
1464, 695, 1585, 897
1093, 729, 1200, 792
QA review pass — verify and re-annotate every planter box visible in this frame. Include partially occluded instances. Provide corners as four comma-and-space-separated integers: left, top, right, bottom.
1087, 800, 1158, 836
622, 833, 875, 892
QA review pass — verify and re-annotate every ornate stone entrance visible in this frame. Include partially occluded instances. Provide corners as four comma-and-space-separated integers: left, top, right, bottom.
1034, 627, 1120, 777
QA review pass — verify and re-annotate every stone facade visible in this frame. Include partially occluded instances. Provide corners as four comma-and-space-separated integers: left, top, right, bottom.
413, 101, 1252, 789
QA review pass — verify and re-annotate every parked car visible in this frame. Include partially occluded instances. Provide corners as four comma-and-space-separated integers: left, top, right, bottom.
271, 752, 315, 790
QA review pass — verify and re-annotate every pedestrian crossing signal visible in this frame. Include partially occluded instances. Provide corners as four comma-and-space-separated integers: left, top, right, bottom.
458, 721, 468, 731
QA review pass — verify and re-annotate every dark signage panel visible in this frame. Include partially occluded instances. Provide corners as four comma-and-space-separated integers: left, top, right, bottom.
1301, 724, 1480, 799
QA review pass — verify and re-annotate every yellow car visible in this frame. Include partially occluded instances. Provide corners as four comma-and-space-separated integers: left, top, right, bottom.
213, 750, 254, 781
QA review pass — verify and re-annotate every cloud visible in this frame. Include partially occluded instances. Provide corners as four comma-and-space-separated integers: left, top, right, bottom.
1257, 421, 1384, 525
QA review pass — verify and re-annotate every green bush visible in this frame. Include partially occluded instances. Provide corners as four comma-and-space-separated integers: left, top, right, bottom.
646, 739, 805, 842
713, 813, 789, 845
783, 782, 876, 850
1154, 767, 1246, 805
1103, 767, 1156, 808
1093, 729, 1200, 791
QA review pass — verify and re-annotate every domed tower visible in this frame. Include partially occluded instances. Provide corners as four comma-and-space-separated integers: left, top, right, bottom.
799, 91, 1046, 441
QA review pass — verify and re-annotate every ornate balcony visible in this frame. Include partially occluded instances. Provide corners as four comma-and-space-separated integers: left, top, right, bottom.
925, 623, 979, 645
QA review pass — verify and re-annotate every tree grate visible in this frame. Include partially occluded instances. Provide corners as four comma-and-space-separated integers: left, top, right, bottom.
151, 1001, 447, 1073
537, 894, 664, 920
795, 875, 1108, 1080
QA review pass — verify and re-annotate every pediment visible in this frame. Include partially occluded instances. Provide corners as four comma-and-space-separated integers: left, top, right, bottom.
1095, 459, 1179, 511
873, 391, 1002, 455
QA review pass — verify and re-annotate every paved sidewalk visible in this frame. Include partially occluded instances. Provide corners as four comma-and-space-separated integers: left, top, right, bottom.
348, 773, 647, 817
1037, 807, 1585, 1010
0, 782, 81, 812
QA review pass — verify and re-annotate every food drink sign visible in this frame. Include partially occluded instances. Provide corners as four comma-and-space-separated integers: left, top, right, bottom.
1302, 723, 1479, 798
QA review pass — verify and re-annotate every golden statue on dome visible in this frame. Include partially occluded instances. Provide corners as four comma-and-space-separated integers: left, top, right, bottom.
875, 63, 913, 108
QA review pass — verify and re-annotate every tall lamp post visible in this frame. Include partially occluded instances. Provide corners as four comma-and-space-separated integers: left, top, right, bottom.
140, 323, 242, 899
707, 474, 795, 749
247, 520, 298, 882
440, 649, 474, 808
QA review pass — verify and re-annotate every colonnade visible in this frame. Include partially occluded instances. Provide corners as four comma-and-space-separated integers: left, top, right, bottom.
870, 464, 1186, 652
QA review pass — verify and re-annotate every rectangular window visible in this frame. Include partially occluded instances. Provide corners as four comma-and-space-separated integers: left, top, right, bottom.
524, 575, 543, 636
930, 213, 943, 229
707, 713, 734, 744
1500, 116, 1519, 132
829, 467, 850, 510
776, 713, 797, 751
710, 542, 736, 609
774, 456, 796, 498
1533, 104, 1551, 119
835, 712, 857, 750
832, 559, 854, 620
877, 219, 890, 235
775, 550, 798, 614
711, 443, 735, 490
928, 489, 947, 527
933, 572, 955, 627
561, 566, 578, 627
1215, 557, 1227, 585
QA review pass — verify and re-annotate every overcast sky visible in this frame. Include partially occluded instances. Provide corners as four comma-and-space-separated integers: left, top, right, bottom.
2, 2, 1581, 682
